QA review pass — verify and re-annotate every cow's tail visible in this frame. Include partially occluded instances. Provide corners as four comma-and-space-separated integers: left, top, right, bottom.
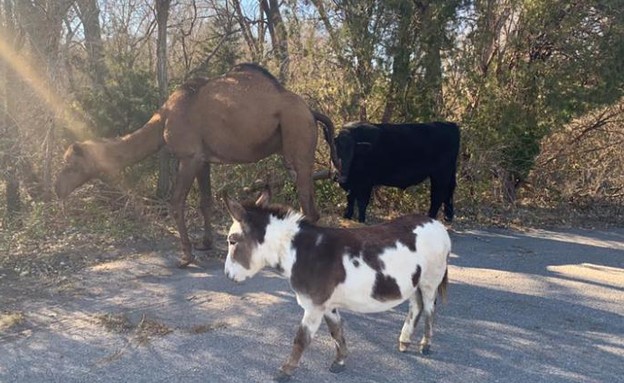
437, 268, 449, 304
312, 111, 341, 171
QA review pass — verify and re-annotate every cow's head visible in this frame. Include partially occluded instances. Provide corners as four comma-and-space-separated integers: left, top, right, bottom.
334, 127, 376, 185
54, 142, 100, 199
334, 130, 355, 184
223, 189, 273, 282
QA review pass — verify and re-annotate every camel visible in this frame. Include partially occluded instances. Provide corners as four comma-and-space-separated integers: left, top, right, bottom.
55, 63, 340, 267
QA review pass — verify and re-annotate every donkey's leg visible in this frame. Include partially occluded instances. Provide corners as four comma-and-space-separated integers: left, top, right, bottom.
398, 289, 424, 352
277, 308, 324, 381
195, 162, 213, 250
324, 309, 348, 373
418, 286, 439, 355
171, 157, 201, 268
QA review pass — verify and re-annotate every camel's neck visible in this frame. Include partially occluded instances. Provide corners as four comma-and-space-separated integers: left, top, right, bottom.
104, 112, 166, 171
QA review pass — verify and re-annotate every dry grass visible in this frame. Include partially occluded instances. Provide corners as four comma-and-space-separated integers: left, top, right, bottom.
0, 311, 25, 331
188, 321, 228, 335
95, 312, 172, 346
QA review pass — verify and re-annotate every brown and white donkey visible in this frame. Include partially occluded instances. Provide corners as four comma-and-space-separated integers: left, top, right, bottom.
224, 189, 450, 381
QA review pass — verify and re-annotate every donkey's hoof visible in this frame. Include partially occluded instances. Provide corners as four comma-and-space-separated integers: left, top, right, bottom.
273, 371, 293, 382
329, 361, 346, 373
399, 341, 410, 353
419, 344, 431, 355
178, 257, 194, 269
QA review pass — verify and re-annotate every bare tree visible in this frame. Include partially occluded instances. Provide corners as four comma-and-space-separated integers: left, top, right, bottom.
76, 0, 107, 88
261, 0, 289, 82
1, 0, 22, 219
232, 0, 263, 62
14, 0, 75, 199
155, 0, 176, 199
382, 1, 415, 123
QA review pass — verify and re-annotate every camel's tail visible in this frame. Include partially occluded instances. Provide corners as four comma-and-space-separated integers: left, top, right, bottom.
312, 111, 341, 172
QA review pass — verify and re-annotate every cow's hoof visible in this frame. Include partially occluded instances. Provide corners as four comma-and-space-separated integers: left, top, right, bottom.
329, 361, 346, 373
419, 345, 431, 355
399, 341, 410, 353
274, 371, 292, 382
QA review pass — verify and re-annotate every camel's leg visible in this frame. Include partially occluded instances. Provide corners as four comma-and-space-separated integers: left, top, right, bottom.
195, 161, 213, 251
325, 309, 348, 373
282, 151, 318, 222
280, 104, 320, 222
294, 167, 319, 222
171, 157, 201, 268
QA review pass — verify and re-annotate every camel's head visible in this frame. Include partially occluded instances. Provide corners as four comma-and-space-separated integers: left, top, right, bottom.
54, 142, 100, 199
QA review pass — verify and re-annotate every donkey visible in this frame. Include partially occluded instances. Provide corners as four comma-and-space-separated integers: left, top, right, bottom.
224, 189, 450, 381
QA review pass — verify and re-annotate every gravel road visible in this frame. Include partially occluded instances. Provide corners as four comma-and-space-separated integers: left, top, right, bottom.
1, 226, 623, 383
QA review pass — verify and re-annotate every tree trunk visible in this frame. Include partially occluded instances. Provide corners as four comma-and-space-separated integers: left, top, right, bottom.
232, 0, 262, 62
382, 2, 415, 123
76, 0, 107, 88
15, 0, 74, 200
155, 0, 176, 200
1, 0, 22, 219
261, 0, 289, 83
420, 2, 443, 120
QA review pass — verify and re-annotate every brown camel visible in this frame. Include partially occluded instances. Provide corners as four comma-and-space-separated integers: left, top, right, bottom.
55, 63, 340, 267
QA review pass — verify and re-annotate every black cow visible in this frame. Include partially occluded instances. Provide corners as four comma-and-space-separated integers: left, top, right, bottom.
334, 121, 460, 223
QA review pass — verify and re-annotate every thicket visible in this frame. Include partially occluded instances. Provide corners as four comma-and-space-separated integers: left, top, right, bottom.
1, 0, 623, 257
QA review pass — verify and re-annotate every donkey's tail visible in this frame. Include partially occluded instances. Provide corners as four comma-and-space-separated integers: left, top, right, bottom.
312, 110, 341, 171
437, 268, 449, 304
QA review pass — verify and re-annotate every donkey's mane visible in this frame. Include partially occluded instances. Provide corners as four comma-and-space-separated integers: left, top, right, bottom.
241, 201, 308, 223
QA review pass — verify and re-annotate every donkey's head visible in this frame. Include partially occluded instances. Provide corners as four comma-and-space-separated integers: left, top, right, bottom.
223, 189, 275, 282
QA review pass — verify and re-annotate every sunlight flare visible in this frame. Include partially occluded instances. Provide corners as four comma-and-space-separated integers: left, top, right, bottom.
0, 35, 89, 140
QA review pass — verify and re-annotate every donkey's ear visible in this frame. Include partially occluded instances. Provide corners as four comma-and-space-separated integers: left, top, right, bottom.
255, 186, 271, 207
224, 196, 246, 222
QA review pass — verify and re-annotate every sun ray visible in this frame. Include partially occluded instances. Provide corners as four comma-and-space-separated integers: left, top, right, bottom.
0, 34, 90, 140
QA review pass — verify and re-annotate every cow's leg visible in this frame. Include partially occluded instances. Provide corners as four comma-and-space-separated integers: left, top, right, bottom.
398, 289, 424, 352
356, 186, 372, 223
195, 161, 213, 250
418, 285, 438, 355
428, 177, 446, 220
171, 157, 201, 268
344, 191, 356, 220
443, 174, 457, 223
276, 308, 324, 381
324, 309, 348, 373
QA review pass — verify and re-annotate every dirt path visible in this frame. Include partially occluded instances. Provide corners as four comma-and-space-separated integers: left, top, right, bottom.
1, 226, 623, 383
